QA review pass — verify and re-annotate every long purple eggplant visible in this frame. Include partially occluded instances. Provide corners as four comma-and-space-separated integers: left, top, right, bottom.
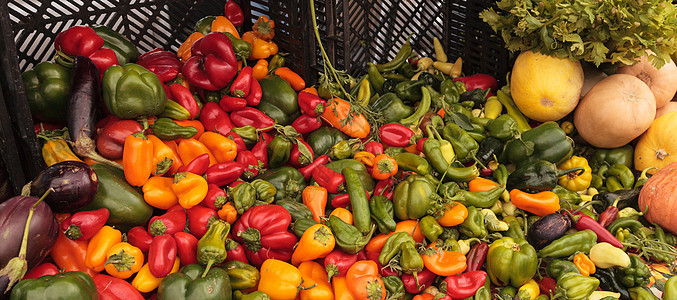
526, 213, 571, 250
29, 161, 98, 213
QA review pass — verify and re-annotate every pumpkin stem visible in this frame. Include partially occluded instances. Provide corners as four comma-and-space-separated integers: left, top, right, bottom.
655, 149, 669, 160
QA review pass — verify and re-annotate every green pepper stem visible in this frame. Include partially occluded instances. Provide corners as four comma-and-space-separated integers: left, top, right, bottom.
555, 167, 585, 178
202, 259, 213, 278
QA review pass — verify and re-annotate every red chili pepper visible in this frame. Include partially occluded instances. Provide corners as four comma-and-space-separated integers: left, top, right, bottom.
374, 178, 396, 200
148, 206, 187, 237
288, 139, 315, 168
538, 277, 557, 296
230, 107, 275, 130
237, 150, 262, 180
173, 231, 198, 266
88, 48, 119, 80
575, 214, 624, 248
365, 141, 384, 155
203, 183, 228, 210
230, 66, 253, 97
331, 193, 351, 209
186, 205, 219, 239
252, 132, 272, 168
465, 242, 488, 272
443, 270, 488, 299
200, 102, 235, 135
23, 263, 59, 280
225, 238, 249, 264
291, 115, 322, 135
416, 138, 427, 153
93, 274, 144, 300
176, 152, 211, 175
204, 161, 245, 187
299, 154, 330, 181
137, 48, 183, 82
54, 26, 104, 57
379, 123, 414, 147
97, 119, 144, 160
127, 226, 153, 253
232, 204, 298, 267
245, 78, 262, 106
453, 73, 498, 94
60, 208, 110, 241
598, 198, 620, 228
148, 234, 178, 278
224, 0, 244, 27
479, 167, 494, 177
312, 165, 345, 194
323, 249, 358, 281
225, 132, 247, 153
402, 268, 436, 294
298, 91, 326, 117
169, 84, 200, 119
182, 32, 238, 91
220, 95, 248, 112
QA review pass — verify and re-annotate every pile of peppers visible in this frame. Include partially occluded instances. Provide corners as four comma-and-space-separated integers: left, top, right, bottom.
9, 2, 677, 300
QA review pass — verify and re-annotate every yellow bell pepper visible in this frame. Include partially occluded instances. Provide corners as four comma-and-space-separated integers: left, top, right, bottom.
557, 156, 592, 192
258, 259, 304, 300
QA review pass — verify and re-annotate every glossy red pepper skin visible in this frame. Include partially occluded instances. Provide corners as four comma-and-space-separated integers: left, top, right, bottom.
23, 263, 59, 279
224, 0, 245, 27
237, 150, 262, 180
137, 48, 183, 82
230, 66, 253, 97
374, 178, 396, 200
416, 138, 427, 153
225, 132, 247, 153
465, 242, 488, 272
323, 249, 358, 280
148, 206, 187, 237
95, 115, 121, 133
203, 183, 228, 210
443, 270, 488, 299
365, 250, 400, 277
220, 95, 247, 112
575, 214, 624, 248
200, 102, 235, 135
176, 152, 211, 175
453, 73, 498, 93
97, 119, 144, 160
54, 26, 104, 57
93, 274, 145, 300
379, 123, 414, 147
245, 78, 262, 106
127, 226, 153, 253
251, 132, 272, 168
148, 234, 178, 278
186, 205, 218, 239
170, 84, 200, 119
291, 115, 322, 135
204, 161, 245, 187
365, 141, 384, 155
538, 277, 557, 296
402, 268, 436, 294
182, 32, 238, 91
598, 206, 619, 228
312, 165, 345, 194
89, 48, 119, 80
288, 139, 315, 168
225, 238, 249, 264
232, 204, 298, 267
173, 231, 198, 266
299, 154, 330, 181
331, 193, 351, 209
60, 208, 110, 241
230, 107, 275, 130
298, 91, 326, 117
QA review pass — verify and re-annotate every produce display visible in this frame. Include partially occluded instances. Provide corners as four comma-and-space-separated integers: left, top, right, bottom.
3, 0, 677, 299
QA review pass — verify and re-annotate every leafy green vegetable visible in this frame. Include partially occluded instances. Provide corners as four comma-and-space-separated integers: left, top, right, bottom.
480, 0, 677, 68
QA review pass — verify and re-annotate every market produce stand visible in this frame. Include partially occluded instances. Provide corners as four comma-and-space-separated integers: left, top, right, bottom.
1, 0, 677, 299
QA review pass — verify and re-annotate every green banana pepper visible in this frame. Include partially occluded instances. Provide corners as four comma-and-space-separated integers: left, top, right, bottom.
393, 175, 441, 220
400, 240, 424, 276
395, 80, 424, 103
290, 218, 318, 238
507, 160, 584, 192
367, 63, 385, 93
221, 260, 260, 290
103, 64, 166, 119
440, 79, 461, 104
10, 271, 98, 299
159, 99, 191, 120
400, 86, 431, 127
382, 275, 406, 300
371, 93, 414, 123
225, 32, 252, 62
230, 182, 256, 214
459, 206, 487, 238
307, 127, 348, 157
420, 215, 443, 242
158, 264, 232, 300
22, 61, 71, 123
327, 215, 374, 254
590, 145, 634, 172
92, 24, 139, 65
545, 259, 580, 281
442, 123, 480, 163
231, 126, 259, 147
554, 272, 599, 300
257, 75, 300, 125
487, 237, 538, 288
267, 134, 292, 169
379, 232, 415, 265
151, 118, 198, 140
394, 152, 430, 175
256, 167, 306, 202
662, 275, 677, 300
629, 287, 660, 300
503, 121, 573, 166
539, 229, 597, 258
198, 220, 230, 271
277, 200, 313, 222
369, 195, 396, 234
250, 179, 276, 204
486, 114, 519, 142
616, 254, 650, 288
85, 163, 153, 232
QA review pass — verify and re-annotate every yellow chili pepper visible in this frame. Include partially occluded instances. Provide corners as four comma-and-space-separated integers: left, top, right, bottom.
198, 131, 237, 163
132, 257, 180, 293
557, 156, 593, 192
573, 252, 596, 276
258, 259, 304, 300
85, 225, 122, 272
143, 176, 179, 210
104, 242, 144, 279
172, 172, 208, 209
42, 138, 82, 166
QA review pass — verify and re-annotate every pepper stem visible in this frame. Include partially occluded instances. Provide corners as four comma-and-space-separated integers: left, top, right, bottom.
555, 167, 585, 178
201, 259, 213, 278
238, 228, 262, 253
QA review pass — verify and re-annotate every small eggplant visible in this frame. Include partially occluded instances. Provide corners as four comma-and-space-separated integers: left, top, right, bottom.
592, 188, 641, 214
526, 213, 571, 250
29, 161, 98, 213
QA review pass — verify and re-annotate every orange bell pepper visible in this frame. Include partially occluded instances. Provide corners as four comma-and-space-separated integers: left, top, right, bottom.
172, 172, 208, 209
321, 98, 371, 139
354, 151, 375, 167
50, 232, 97, 277
437, 202, 469, 227
371, 154, 398, 180
298, 261, 334, 300
332, 276, 355, 300
509, 189, 560, 216
148, 134, 182, 176
132, 258, 180, 293
142, 176, 179, 209
198, 131, 237, 163
86, 225, 122, 272
177, 32, 204, 62
573, 253, 596, 276
365, 220, 424, 254
174, 120, 205, 139
252, 59, 269, 80
329, 207, 353, 225
468, 177, 500, 192
302, 186, 328, 223
346, 260, 385, 300
177, 138, 217, 167
291, 224, 335, 266
258, 259, 304, 300
421, 240, 467, 276
211, 16, 240, 38
104, 242, 144, 279
218, 201, 238, 224
274, 67, 305, 91
123, 132, 154, 187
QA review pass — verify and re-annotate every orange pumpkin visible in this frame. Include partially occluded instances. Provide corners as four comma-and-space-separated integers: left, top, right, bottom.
635, 111, 677, 173
638, 161, 677, 234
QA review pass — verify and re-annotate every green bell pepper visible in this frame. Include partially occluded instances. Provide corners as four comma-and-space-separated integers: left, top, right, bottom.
84, 163, 153, 232
628, 287, 660, 300
103, 64, 166, 119
486, 114, 519, 142
616, 254, 650, 288
487, 237, 538, 288
307, 127, 348, 157
394, 152, 430, 175
327, 215, 374, 254
381, 275, 406, 300
379, 232, 415, 265
369, 195, 396, 234
395, 80, 424, 104
442, 123, 480, 163
224, 32, 252, 63
151, 118, 198, 140
256, 167, 306, 202
290, 218, 318, 238
276, 200, 313, 222
662, 275, 677, 300
503, 121, 573, 166
158, 264, 232, 300
230, 182, 256, 214
92, 24, 139, 65
440, 78, 461, 104
197, 220, 230, 272
257, 75, 300, 126
507, 160, 584, 192
545, 259, 580, 281
10, 271, 98, 299
250, 179, 276, 204
420, 215, 444, 242
267, 134, 293, 169
22, 61, 72, 123
539, 229, 597, 258
221, 260, 260, 290
371, 93, 414, 123
393, 175, 441, 220
554, 272, 599, 300
159, 99, 191, 120
590, 145, 634, 172
459, 206, 487, 238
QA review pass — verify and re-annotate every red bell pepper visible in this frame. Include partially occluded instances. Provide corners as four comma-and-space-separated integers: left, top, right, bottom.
331, 193, 351, 209
402, 268, 436, 294
176, 153, 211, 175
97, 119, 144, 160
443, 271, 487, 299
60, 208, 110, 241
299, 154, 330, 181
538, 277, 557, 296
204, 161, 245, 187
225, 132, 247, 153
95, 115, 121, 134
54, 26, 104, 57
323, 249, 358, 281
230, 66, 253, 97
148, 234, 178, 278
379, 123, 414, 147
288, 139, 314, 168
182, 32, 238, 91
137, 48, 183, 82
291, 115, 322, 135
230, 107, 275, 130
465, 242, 488, 272
127, 226, 153, 253
298, 91, 326, 117
237, 150, 262, 180
200, 102, 235, 134
220, 95, 248, 112
186, 205, 218, 239
88, 48, 119, 80
245, 78, 262, 106
374, 178, 396, 200
365, 141, 384, 155
251, 132, 272, 168
173, 231, 198, 266
311, 165, 345, 194
453, 73, 498, 94
23, 263, 59, 280
148, 206, 187, 237
224, 0, 245, 27
170, 84, 200, 119
232, 204, 298, 267
203, 183, 228, 210
225, 238, 249, 264
93, 274, 144, 300
575, 214, 624, 249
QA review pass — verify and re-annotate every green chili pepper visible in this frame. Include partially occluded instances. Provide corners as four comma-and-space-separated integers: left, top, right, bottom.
552, 185, 582, 208
400, 86, 431, 126
453, 186, 504, 208
277, 200, 314, 222
395, 80, 425, 104
590, 173, 604, 190
442, 123, 480, 163
606, 163, 635, 190
628, 287, 660, 300
634, 167, 655, 188
652, 224, 676, 264
224, 32, 252, 63
498, 286, 517, 300
539, 229, 597, 258
379, 232, 415, 265
369, 195, 396, 234
381, 275, 406, 300
384, 72, 410, 83
546, 259, 580, 281
507, 160, 584, 192
616, 254, 650, 288
151, 118, 198, 140
92, 24, 139, 65
444, 103, 473, 119
459, 206, 487, 238
267, 134, 293, 169
503, 216, 525, 240
427, 86, 447, 111
327, 215, 374, 254
230, 182, 256, 215
486, 114, 519, 142
590, 145, 634, 172
495, 90, 531, 133
420, 216, 444, 242
367, 63, 386, 93
393, 152, 430, 175
376, 39, 412, 72
371, 93, 414, 123
343, 168, 371, 234
290, 218, 318, 238
606, 217, 644, 236
440, 79, 460, 104
197, 220, 230, 276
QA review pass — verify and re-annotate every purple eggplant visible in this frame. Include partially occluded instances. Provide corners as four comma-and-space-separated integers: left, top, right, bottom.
526, 213, 571, 250
29, 161, 98, 213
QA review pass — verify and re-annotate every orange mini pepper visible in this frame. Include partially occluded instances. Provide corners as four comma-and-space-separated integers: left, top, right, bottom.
258, 259, 304, 300
211, 16, 240, 38
468, 177, 500, 192
172, 172, 208, 209
218, 201, 238, 224
104, 242, 144, 279
142, 176, 179, 210
330, 207, 353, 225
573, 253, 596, 276
174, 120, 205, 139
291, 224, 335, 266
51, 232, 98, 277
198, 131, 237, 163
148, 134, 182, 176
274, 67, 305, 91
177, 32, 204, 62
301, 87, 319, 96
332, 276, 355, 300
302, 186, 328, 223
354, 151, 375, 167
132, 258, 180, 293
437, 202, 469, 227
242, 31, 275, 60
177, 138, 217, 167
371, 154, 398, 180
346, 260, 385, 300
252, 59, 269, 80
86, 225, 122, 272
253, 16, 275, 41
509, 189, 560, 216
422, 239, 467, 276
123, 132, 154, 187
413, 294, 435, 300
321, 98, 371, 139
298, 261, 334, 300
